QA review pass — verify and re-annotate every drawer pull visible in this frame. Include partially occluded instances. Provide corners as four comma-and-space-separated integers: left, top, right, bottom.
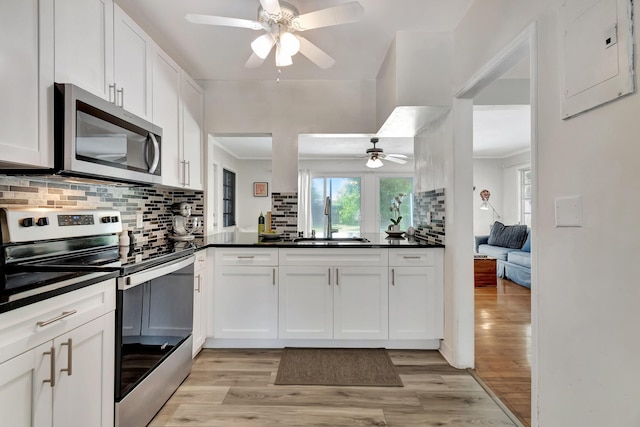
61, 339, 73, 376
336, 268, 339, 286
328, 268, 331, 286
195, 274, 201, 293
403, 256, 422, 259
37, 310, 77, 327
43, 346, 55, 387
237, 256, 255, 259
272, 268, 276, 286
392, 268, 395, 286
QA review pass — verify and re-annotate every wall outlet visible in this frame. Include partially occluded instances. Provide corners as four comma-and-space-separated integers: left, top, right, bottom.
136, 213, 143, 229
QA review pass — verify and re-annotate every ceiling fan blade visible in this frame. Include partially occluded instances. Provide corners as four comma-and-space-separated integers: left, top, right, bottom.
245, 52, 266, 68
293, 1, 364, 31
259, 0, 282, 16
381, 155, 407, 165
387, 154, 408, 159
298, 36, 336, 69
185, 14, 262, 30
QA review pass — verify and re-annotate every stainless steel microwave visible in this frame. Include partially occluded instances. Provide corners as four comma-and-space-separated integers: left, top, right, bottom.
52, 83, 162, 185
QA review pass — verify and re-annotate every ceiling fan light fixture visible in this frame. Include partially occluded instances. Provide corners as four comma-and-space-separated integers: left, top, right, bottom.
366, 157, 383, 169
279, 31, 300, 56
275, 44, 293, 66
251, 33, 275, 59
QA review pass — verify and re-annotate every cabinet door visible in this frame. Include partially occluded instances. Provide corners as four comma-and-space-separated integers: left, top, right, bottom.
389, 267, 438, 340
333, 266, 388, 340
0, 343, 53, 427
181, 74, 204, 190
54, 0, 114, 100
192, 266, 207, 356
0, 0, 53, 168
113, 4, 151, 119
279, 267, 333, 339
214, 267, 278, 339
153, 47, 182, 188
53, 312, 114, 427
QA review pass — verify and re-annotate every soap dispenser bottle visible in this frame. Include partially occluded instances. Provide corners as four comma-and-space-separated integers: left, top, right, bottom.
258, 212, 265, 234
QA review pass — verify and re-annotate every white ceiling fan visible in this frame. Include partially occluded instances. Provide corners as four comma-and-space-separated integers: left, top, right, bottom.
185, 0, 364, 69
365, 138, 408, 168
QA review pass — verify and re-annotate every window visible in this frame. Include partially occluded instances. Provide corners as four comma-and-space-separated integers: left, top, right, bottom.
311, 176, 361, 237
222, 169, 236, 227
520, 168, 531, 226
379, 177, 414, 232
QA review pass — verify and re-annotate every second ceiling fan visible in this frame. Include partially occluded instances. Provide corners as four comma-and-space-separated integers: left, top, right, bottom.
365, 138, 408, 168
186, 0, 364, 69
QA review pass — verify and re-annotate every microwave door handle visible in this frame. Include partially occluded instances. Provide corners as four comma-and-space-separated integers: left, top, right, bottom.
147, 133, 160, 174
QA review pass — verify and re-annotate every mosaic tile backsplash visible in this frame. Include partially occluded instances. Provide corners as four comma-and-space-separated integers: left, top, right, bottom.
414, 188, 445, 245
0, 176, 204, 249
271, 192, 298, 241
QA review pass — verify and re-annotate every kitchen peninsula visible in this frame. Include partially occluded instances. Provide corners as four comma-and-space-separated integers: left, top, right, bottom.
199, 232, 444, 350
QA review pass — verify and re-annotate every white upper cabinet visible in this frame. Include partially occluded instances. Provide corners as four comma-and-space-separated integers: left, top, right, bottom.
0, 0, 53, 168
55, 0, 153, 120
180, 74, 204, 190
113, 4, 152, 120
54, 0, 114, 101
154, 46, 204, 190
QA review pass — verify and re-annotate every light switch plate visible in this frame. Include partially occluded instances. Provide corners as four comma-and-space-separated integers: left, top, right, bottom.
555, 195, 583, 227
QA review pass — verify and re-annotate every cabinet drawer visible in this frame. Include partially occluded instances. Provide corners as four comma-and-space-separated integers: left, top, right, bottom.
389, 249, 441, 267
0, 279, 115, 364
215, 248, 278, 266
279, 249, 388, 267
194, 249, 209, 272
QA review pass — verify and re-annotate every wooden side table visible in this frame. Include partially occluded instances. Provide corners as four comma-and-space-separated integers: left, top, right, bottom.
474, 255, 497, 287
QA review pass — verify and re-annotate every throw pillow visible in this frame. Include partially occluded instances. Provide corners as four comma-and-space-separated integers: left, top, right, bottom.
488, 221, 528, 249
521, 231, 531, 252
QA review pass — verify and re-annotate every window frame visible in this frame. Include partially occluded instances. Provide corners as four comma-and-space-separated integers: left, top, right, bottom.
310, 173, 363, 237
222, 168, 236, 228
520, 167, 532, 226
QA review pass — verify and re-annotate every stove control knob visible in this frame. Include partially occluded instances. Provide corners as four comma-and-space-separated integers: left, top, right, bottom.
101, 216, 111, 223
21, 217, 35, 227
36, 217, 49, 227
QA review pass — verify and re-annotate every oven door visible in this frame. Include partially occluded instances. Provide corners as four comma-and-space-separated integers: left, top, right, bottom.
115, 255, 194, 400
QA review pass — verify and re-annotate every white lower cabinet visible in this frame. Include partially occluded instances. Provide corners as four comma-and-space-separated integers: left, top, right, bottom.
278, 249, 389, 340
213, 249, 278, 339
0, 279, 115, 427
193, 249, 212, 356
388, 249, 444, 340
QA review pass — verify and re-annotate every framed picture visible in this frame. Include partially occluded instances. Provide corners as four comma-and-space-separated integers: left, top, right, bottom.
253, 182, 268, 197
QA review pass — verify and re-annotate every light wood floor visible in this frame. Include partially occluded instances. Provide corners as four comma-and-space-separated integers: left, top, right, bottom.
474, 278, 532, 427
150, 349, 516, 426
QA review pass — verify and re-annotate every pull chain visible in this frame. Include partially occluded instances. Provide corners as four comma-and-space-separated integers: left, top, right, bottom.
276, 68, 282, 83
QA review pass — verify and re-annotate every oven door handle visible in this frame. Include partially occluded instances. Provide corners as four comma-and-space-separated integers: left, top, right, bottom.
118, 255, 195, 290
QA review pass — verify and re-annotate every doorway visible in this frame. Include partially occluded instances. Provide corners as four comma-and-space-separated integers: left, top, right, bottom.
455, 23, 538, 427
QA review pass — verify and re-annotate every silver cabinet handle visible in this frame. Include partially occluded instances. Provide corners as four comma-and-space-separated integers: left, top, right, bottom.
109, 84, 116, 103
272, 268, 276, 286
237, 256, 255, 259
60, 339, 72, 376
186, 161, 191, 186
43, 346, 56, 387
336, 268, 339, 286
117, 87, 124, 107
148, 133, 160, 174
195, 274, 201, 293
328, 268, 331, 286
392, 268, 395, 286
36, 310, 77, 327
181, 160, 187, 186
403, 256, 421, 259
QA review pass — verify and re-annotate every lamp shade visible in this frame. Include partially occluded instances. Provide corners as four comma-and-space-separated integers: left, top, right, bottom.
275, 44, 292, 66
251, 33, 275, 59
279, 32, 300, 56
366, 157, 383, 168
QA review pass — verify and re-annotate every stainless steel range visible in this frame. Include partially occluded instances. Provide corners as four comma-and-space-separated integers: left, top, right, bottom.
0, 208, 195, 427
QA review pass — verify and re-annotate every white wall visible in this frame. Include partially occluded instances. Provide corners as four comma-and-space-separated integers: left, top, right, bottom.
236, 159, 272, 231
455, 1, 640, 425
502, 151, 531, 225
202, 80, 377, 193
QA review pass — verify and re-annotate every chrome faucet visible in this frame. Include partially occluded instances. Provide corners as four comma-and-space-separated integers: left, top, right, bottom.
324, 196, 333, 239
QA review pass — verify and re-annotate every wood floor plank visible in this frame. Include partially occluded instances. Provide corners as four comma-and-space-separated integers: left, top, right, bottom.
383, 408, 515, 426
158, 404, 388, 426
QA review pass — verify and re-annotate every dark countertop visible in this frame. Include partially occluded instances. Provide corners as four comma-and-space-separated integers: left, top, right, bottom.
191, 231, 444, 249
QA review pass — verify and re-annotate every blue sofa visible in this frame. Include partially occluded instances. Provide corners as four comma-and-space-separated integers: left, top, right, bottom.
475, 223, 531, 288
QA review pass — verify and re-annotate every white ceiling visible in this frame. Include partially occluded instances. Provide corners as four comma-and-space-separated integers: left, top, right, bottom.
115, 0, 475, 80
120, 0, 530, 159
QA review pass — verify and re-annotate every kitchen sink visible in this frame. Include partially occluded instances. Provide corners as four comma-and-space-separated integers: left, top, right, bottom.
292, 237, 370, 245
